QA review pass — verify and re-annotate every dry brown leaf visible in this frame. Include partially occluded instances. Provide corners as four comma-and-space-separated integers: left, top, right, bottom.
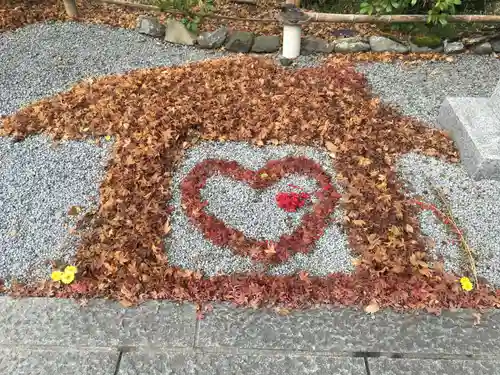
472, 312, 482, 326
324, 140, 338, 154
163, 219, 172, 235
67, 206, 81, 216
264, 244, 277, 254
119, 299, 134, 307
358, 156, 372, 167
364, 300, 380, 314
275, 307, 291, 316
351, 257, 362, 266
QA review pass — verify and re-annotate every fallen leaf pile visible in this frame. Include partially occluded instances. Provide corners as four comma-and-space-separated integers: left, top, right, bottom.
1, 0, 147, 32
2, 55, 499, 310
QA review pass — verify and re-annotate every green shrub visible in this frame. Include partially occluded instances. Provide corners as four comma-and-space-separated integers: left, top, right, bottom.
301, 0, 363, 13
154, 0, 214, 32
360, 0, 463, 26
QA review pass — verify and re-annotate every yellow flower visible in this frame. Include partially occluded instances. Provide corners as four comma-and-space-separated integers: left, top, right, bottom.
64, 265, 78, 274
460, 276, 473, 291
61, 271, 75, 285
104, 135, 112, 141
51, 270, 64, 282
260, 173, 269, 179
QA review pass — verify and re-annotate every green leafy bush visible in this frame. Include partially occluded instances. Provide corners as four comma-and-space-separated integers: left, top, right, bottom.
360, 0, 462, 25
154, 0, 214, 33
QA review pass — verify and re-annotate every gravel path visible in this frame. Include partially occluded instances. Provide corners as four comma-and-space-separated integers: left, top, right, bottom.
167, 142, 352, 277
355, 55, 500, 125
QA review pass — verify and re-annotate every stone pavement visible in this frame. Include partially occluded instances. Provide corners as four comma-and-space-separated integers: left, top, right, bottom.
1, 297, 500, 374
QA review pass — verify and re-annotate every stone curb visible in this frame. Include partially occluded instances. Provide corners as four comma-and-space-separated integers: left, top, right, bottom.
135, 15, 500, 57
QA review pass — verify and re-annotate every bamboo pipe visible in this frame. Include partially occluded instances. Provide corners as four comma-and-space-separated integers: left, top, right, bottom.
305, 12, 500, 23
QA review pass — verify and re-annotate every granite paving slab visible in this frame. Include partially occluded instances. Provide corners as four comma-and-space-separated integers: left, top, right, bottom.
0, 297, 196, 348
118, 301, 196, 348
3, 296, 500, 371
118, 350, 366, 375
368, 358, 500, 375
0, 348, 119, 375
196, 304, 500, 356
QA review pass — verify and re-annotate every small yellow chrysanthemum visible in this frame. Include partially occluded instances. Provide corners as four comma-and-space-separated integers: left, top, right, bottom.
51, 270, 64, 282
64, 265, 78, 274
460, 276, 473, 291
61, 271, 75, 285
104, 135, 112, 141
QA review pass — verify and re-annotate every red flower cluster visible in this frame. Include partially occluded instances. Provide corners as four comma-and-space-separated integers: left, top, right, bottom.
276, 192, 310, 212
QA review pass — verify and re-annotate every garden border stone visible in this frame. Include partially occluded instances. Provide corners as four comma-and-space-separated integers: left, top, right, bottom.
134, 15, 500, 57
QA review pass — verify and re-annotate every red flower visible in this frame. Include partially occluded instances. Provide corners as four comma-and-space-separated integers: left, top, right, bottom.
276, 191, 310, 212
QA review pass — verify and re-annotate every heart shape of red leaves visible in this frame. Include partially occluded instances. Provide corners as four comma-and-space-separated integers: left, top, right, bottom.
180, 157, 341, 264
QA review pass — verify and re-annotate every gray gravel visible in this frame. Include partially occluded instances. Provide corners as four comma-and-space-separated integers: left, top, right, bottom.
202, 174, 319, 241
0, 21, 228, 284
167, 141, 352, 277
358, 54, 500, 287
355, 55, 500, 125
0, 136, 112, 284
278, 54, 326, 69
397, 153, 500, 287
0, 21, 227, 116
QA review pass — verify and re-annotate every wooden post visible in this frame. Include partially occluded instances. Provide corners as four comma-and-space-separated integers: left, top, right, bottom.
63, 0, 78, 17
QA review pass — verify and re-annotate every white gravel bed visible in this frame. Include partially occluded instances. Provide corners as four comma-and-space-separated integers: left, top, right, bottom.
0, 21, 227, 284
166, 141, 353, 277
202, 174, 319, 242
0, 136, 112, 284
397, 153, 500, 287
355, 55, 500, 125
0, 21, 227, 117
